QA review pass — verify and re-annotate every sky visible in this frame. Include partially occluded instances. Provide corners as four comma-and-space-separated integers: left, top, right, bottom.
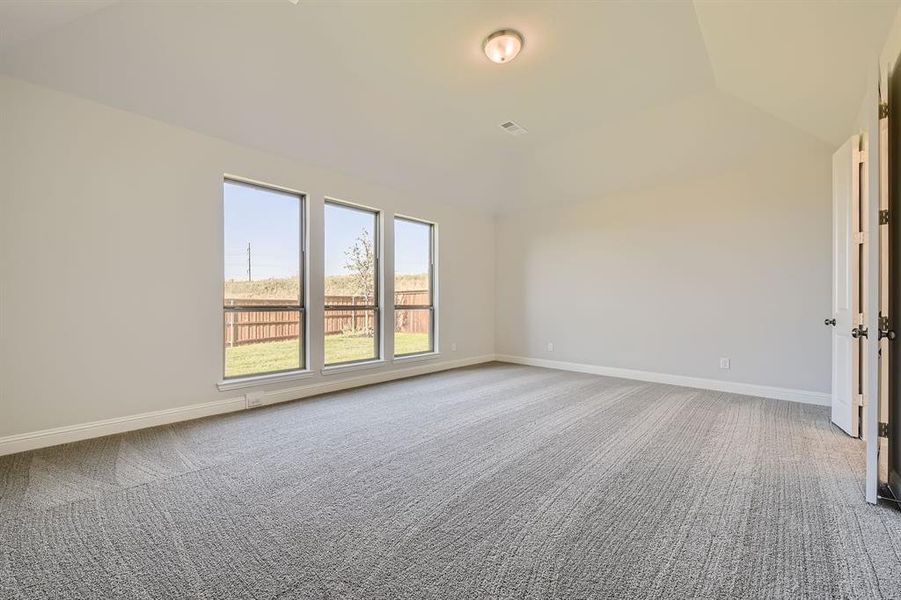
324, 202, 375, 277
393, 217, 430, 276
224, 181, 430, 281
224, 181, 299, 281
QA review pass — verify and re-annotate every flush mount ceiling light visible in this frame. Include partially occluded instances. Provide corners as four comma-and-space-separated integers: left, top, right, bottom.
483, 29, 523, 64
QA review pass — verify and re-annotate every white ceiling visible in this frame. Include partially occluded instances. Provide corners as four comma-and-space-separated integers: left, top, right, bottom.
694, 0, 897, 147
0, 0, 114, 50
0, 0, 897, 213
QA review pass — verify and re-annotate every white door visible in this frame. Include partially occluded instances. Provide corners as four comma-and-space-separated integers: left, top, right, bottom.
832, 135, 861, 437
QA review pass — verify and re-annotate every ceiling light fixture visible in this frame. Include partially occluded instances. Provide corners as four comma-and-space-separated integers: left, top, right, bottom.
483, 29, 523, 64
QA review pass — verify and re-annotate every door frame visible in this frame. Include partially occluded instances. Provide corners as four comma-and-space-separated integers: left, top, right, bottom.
876, 68, 891, 497
864, 67, 883, 505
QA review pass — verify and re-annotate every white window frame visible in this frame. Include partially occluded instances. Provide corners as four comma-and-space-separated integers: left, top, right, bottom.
393, 215, 437, 358
220, 176, 308, 384
323, 198, 383, 368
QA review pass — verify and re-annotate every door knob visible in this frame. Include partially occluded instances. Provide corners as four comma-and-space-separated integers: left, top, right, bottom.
852, 326, 868, 339
824, 318, 836, 326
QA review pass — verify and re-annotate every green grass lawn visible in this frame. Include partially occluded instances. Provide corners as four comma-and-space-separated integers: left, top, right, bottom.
225, 332, 430, 378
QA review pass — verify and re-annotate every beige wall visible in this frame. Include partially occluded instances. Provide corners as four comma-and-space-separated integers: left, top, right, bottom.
495, 136, 833, 393
0, 76, 495, 438
0, 68, 844, 441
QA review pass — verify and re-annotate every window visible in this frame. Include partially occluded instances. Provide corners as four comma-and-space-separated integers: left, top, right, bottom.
223, 179, 304, 379
324, 201, 380, 366
394, 217, 434, 356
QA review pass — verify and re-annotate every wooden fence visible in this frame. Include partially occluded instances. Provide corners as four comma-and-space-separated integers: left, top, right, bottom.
224, 291, 429, 347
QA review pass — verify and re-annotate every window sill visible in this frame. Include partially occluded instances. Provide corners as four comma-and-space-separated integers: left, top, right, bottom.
321, 359, 385, 376
217, 369, 314, 392
393, 351, 441, 364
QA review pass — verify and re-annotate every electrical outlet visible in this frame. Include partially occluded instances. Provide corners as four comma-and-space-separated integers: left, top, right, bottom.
719, 357, 730, 370
451, 343, 457, 352
245, 391, 264, 408
547, 342, 554, 352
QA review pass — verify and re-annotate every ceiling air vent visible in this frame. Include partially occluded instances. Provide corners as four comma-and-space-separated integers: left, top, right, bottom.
499, 120, 528, 137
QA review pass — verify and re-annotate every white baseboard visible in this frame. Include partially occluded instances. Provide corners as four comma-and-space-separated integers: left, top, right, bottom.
260, 354, 495, 406
0, 353, 829, 456
495, 354, 831, 407
0, 397, 248, 457
0, 354, 495, 457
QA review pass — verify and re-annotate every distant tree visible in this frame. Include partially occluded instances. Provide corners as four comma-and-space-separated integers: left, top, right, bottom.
344, 228, 374, 302
344, 228, 375, 334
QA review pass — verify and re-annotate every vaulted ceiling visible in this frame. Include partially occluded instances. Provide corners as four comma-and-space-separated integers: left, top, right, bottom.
1, 0, 897, 212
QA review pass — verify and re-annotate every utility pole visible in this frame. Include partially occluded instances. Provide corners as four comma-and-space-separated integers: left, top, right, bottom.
247, 242, 252, 282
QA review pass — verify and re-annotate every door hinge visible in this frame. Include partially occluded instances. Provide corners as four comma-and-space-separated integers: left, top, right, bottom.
880, 315, 896, 340
880, 209, 890, 225
854, 231, 867, 244
855, 393, 865, 407
879, 422, 889, 438
880, 103, 889, 119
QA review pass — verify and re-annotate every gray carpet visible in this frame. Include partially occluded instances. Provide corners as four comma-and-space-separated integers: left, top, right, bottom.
1, 363, 900, 599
